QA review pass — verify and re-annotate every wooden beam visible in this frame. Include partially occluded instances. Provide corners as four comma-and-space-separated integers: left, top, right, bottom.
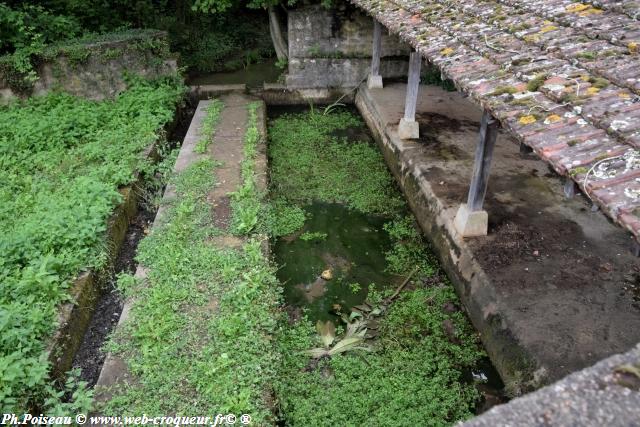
467, 111, 499, 212
371, 20, 382, 77
404, 51, 421, 121
367, 20, 384, 89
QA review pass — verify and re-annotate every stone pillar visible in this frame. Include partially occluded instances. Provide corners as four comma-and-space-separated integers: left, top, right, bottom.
454, 110, 499, 237
367, 19, 383, 89
398, 50, 421, 139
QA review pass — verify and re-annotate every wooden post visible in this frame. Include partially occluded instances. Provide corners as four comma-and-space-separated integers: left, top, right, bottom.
467, 111, 499, 211
367, 20, 383, 89
398, 50, 421, 139
563, 178, 578, 198
454, 110, 499, 237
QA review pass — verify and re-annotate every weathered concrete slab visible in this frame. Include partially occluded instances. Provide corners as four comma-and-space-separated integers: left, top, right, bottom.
461, 343, 640, 426
356, 82, 640, 394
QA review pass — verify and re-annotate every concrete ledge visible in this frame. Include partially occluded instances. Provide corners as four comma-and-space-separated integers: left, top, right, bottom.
190, 84, 246, 100
254, 84, 355, 105
461, 344, 640, 426
355, 82, 640, 395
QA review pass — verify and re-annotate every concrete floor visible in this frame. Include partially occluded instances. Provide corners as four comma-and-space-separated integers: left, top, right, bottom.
356, 82, 640, 394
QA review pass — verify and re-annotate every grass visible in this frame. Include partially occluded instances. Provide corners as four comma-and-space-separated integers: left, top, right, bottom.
267, 109, 485, 425
268, 110, 404, 216
230, 102, 263, 235
103, 100, 281, 422
0, 76, 185, 412
194, 99, 224, 154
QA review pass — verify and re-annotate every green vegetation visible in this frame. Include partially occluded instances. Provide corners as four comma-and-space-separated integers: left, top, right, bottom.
104, 100, 281, 422
105, 156, 281, 422
0, 76, 185, 411
194, 99, 224, 153
490, 85, 519, 97
268, 110, 405, 215
230, 102, 263, 235
526, 74, 547, 92
276, 284, 483, 426
268, 109, 485, 425
0, 2, 274, 91
576, 50, 597, 60
421, 65, 457, 91
299, 231, 328, 241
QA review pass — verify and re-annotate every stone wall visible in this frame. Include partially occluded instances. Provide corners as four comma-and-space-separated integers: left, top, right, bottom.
0, 30, 178, 102
286, 5, 410, 89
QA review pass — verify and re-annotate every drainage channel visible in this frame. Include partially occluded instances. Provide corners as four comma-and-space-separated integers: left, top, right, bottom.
71, 101, 196, 387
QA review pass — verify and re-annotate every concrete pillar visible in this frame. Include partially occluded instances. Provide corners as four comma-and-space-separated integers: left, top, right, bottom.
398, 50, 421, 139
454, 110, 499, 237
367, 19, 383, 89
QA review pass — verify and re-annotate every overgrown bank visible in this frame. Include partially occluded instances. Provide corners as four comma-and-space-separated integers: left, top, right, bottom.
102, 98, 282, 422
0, 76, 185, 412
267, 109, 486, 425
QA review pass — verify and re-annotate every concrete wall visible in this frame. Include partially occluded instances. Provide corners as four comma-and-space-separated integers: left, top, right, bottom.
0, 30, 177, 102
286, 5, 410, 89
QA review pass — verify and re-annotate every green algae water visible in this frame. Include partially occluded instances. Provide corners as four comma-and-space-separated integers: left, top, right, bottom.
274, 202, 401, 322
268, 107, 500, 425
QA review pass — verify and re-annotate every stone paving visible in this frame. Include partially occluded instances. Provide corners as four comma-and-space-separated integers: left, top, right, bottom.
349, 0, 640, 242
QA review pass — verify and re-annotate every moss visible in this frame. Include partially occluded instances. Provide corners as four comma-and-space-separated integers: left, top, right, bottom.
567, 139, 581, 147
526, 73, 547, 92
490, 85, 519, 96
569, 166, 588, 177
576, 51, 597, 60
589, 77, 610, 89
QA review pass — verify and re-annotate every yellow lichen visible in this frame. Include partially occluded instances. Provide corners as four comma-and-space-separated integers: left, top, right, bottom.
566, 3, 590, 13
618, 91, 631, 99
440, 47, 454, 56
545, 114, 562, 124
586, 87, 600, 96
579, 7, 603, 16
580, 75, 590, 82
524, 34, 540, 43
519, 115, 537, 125
540, 25, 558, 34
629, 42, 638, 54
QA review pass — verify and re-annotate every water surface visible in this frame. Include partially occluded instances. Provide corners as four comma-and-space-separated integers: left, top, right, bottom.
274, 202, 400, 322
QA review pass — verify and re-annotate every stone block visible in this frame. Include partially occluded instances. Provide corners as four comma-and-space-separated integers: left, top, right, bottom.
367, 74, 383, 89
398, 118, 419, 139
453, 203, 488, 237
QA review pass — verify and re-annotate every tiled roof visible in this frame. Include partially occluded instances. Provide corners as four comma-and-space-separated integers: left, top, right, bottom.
350, 0, 640, 240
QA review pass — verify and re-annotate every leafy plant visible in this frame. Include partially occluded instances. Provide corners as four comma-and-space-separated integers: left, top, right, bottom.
230, 102, 263, 235
0, 76, 185, 411
194, 99, 224, 154
299, 231, 327, 241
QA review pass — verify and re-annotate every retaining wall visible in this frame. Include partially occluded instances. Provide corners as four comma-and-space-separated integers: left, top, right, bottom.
286, 5, 409, 88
